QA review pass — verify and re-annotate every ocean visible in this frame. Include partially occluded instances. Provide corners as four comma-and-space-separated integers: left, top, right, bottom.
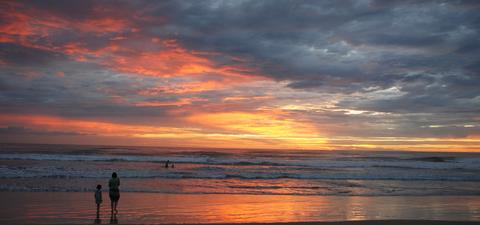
1, 143, 480, 224
1, 143, 480, 196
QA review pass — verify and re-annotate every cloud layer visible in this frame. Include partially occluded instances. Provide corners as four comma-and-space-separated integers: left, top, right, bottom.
1, 0, 479, 151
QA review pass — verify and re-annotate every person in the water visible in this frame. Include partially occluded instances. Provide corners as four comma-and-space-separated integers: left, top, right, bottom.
165, 160, 170, 168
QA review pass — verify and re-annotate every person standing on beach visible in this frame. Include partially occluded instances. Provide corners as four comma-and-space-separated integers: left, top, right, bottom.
109, 172, 120, 213
94, 184, 102, 223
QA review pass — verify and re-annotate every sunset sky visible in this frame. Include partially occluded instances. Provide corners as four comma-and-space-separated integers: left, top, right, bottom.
0, 0, 479, 151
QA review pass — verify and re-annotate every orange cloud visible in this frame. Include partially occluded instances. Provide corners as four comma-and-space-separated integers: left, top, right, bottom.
0, 2, 130, 39
0, 113, 324, 149
184, 111, 330, 149
1, 114, 479, 151
0, 114, 194, 137
326, 136, 480, 152
139, 80, 244, 95
0, 10, 39, 37
223, 95, 273, 102
0, 2, 264, 94
103, 42, 262, 80
76, 17, 130, 33
1, 7, 259, 82
185, 111, 321, 138
107, 49, 212, 77
133, 97, 207, 107
55, 71, 65, 77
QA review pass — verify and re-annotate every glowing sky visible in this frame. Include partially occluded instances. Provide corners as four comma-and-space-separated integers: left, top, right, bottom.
1, 1, 479, 151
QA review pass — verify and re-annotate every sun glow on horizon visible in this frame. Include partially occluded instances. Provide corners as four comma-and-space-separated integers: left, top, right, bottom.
1, 113, 479, 152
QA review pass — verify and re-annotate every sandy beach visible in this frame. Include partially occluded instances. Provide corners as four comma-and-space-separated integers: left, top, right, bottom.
1, 192, 479, 224
164, 222, 480, 225
63, 222, 480, 225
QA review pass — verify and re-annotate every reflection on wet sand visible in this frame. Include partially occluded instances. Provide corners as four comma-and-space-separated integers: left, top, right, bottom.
1, 192, 479, 224
109, 211, 118, 224
94, 206, 101, 224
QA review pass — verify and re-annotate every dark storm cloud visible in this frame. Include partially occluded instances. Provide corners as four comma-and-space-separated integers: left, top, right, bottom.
0, 43, 65, 66
0, 57, 174, 125
17, 0, 129, 21
9, 0, 478, 92
136, 0, 479, 115
137, 1, 477, 91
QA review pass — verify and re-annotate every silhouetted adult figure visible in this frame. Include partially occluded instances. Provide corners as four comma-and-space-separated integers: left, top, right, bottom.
109, 172, 120, 214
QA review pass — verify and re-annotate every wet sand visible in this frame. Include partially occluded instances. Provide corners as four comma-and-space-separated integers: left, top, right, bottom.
1, 192, 479, 224
168, 222, 480, 225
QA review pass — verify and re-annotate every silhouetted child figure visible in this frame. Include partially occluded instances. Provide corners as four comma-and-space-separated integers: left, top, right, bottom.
95, 184, 102, 219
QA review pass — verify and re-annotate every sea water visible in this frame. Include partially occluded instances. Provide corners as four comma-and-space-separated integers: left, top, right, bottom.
1, 143, 480, 196
1, 143, 480, 224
